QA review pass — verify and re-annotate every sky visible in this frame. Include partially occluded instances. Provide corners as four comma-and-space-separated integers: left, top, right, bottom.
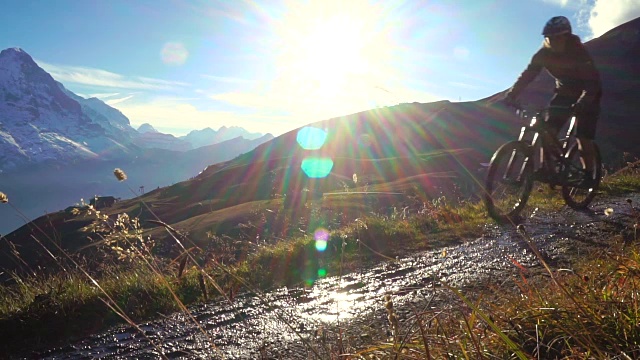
1, 0, 639, 137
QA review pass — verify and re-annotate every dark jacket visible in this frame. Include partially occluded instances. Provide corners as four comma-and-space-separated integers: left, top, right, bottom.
507, 34, 602, 103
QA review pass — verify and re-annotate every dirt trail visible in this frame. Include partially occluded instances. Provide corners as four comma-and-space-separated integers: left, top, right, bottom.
33, 194, 639, 360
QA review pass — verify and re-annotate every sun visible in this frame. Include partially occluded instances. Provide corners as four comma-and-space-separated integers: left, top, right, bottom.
272, 1, 395, 110
286, 15, 367, 87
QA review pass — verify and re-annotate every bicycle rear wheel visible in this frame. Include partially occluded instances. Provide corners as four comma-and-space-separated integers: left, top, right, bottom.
484, 141, 534, 224
562, 142, 602, 209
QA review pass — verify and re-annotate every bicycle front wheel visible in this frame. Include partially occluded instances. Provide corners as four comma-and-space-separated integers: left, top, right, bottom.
562, 141, 602, 209
484, 141, 534, 224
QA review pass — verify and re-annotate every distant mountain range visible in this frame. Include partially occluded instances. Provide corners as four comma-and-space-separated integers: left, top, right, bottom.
134, 123, 270, 151
0, 47, 273, 234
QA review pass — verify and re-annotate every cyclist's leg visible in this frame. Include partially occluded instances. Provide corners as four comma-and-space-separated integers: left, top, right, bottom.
544, 94, 574, 173
575, 92, 601, 174
546, 94, 575, 137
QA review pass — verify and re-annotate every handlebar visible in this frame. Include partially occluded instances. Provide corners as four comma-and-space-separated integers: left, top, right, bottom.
502, 99, 524, 111
500, 99, 576, 118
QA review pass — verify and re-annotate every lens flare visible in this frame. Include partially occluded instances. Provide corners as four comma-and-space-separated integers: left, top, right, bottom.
314, 227, 329, 251
161, 42, 189, 65
296, 127, 328, 150
358, 134, 372, 147
301, 157, 333, 178
317, 268, 327, 277
315, 240, 327, 251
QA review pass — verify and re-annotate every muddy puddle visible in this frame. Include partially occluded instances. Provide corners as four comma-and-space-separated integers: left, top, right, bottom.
34, 194, 639, 359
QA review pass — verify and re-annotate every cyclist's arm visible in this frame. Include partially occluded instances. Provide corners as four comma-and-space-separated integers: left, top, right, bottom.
573, 42, 602, 104
505, 51, 544, 99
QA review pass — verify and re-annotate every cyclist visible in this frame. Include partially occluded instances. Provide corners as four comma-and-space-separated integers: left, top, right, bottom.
503, 16, 602, 178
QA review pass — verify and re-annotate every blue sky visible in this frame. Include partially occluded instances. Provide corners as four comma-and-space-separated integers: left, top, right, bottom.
1, 0, 639, 136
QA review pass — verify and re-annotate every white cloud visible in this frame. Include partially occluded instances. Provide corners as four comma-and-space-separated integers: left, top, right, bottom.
36, 61, 190, 90
209, 75, 441, 126
114, 99, 295, 136
201, 74, 253, 84
541, 0, 571, 7
113, 75, 443, 137
588, 0, 640, 37
105, 95, 135, 106
88, 92, 121, 99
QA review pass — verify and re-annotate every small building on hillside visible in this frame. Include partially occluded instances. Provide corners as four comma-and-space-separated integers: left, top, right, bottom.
90, 196, 118, 209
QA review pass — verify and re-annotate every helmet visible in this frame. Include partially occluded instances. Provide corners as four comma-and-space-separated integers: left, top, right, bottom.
542, 16, 572, 36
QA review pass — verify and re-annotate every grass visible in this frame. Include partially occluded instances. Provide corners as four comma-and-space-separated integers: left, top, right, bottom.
1, 164, 640, 358
0, 262, 210, 351
352, 229, 640, 359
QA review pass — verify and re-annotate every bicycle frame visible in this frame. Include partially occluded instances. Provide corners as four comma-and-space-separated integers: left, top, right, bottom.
516, 109, 578, 175
484, 104, 601, 223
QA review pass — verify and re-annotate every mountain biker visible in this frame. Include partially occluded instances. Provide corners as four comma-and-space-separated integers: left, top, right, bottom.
503, 16, 602, 177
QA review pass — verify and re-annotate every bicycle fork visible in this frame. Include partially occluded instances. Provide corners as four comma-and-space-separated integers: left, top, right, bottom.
503, 145, 532, 183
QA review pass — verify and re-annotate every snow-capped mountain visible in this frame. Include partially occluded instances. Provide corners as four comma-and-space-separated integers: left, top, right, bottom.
181, 126, 271, 149
137, 123, 158, 133
61, 86, 138, 142
0, 47, 136, 171
134, 124, 274, 151
0, 47, 277, 235
133, 123, 193, 151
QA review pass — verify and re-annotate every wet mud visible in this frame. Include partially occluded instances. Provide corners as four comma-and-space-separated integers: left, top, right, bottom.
34, 194, 640, 359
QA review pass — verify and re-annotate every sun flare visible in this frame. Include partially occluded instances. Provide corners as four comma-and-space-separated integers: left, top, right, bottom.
286, 15, 368, 87
273, 1, 396, 113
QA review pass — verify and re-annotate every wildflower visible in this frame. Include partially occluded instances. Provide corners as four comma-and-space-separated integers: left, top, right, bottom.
0, 191, 7, 203
604, 208, 614, 216
114, 168, 127, 181
352, 173, 358, 185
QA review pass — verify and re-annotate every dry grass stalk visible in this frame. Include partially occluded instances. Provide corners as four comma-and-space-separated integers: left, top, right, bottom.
113, 168, 127, 181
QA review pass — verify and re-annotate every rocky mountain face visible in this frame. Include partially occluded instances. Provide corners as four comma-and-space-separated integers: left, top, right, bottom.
0, 47, 272, 165
0, 48, 137, 171
61, 86, 138, 143
0, 47, 274, 234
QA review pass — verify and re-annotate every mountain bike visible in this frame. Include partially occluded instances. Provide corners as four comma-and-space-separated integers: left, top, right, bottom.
484, 104, 602, 224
